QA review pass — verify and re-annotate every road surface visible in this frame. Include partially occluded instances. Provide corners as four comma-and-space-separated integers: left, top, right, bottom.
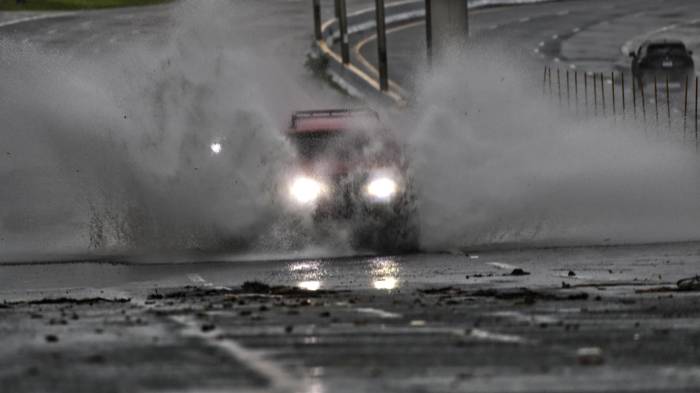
347, 0, 700, 92
2, 1, 700, 392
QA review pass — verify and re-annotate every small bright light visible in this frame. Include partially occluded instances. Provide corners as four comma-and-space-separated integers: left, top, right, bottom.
373, 277, 398, 290
366, 177, 398, 200
298, 280, 321, 291
289, 176, 324, 204
210, 143, 222, 154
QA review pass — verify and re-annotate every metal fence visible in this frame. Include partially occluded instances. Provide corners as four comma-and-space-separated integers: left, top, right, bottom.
543, 66, 700, 148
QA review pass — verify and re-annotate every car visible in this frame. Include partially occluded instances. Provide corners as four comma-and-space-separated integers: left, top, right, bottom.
280, 109, 418, 252
630, 39, 695, 87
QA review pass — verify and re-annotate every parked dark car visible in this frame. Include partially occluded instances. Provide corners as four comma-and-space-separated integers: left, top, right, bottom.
630, 39, 695, 87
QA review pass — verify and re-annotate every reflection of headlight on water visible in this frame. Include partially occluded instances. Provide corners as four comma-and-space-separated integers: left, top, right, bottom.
210, 143, 222, 154
373, 277, 398, 290
366, 177, 398, 201
298, 280, 321, 291
289, 176, 325, 204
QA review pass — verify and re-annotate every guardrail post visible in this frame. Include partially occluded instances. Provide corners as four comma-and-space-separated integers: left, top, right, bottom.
313, 0, 322, 41
338, 0, 350, 64
375, 0, 389, 91
654, 75, 659, 132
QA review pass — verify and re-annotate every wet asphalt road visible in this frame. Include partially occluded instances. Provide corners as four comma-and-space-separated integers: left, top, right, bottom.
2, 243, 700, 392
3, 1, 700, 392
351, 0, 700, 92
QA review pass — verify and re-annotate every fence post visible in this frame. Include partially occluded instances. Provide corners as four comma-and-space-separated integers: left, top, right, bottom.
640, 79, 647, 136
548, 67, 553, 98
375, 0, 389, 91
611, 71, 616, 118
600, 73, 606, 117
593, 72, 598, 117
666, 74, 671, 132
632, 74, 637, 120
695, 76, 698, 150
621, 72, 626, 120
584, 72, 589, 117
566, 69, 571, 110
574, 70, 579, 117
654, 74, 659, 132
683, 74, 689, 137
543, 66, 548, 97
557, 68, 561, 106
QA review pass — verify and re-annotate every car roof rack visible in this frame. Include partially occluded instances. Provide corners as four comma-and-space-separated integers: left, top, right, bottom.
290, 108, 379, 128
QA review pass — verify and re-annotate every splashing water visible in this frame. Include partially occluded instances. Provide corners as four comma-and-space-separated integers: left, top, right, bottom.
0, 1, 342, 261
3, 1, 700, 262
402, 44, 700, 250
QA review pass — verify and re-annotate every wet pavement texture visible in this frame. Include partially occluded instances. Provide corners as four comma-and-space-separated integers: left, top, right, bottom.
2, 243, 700, 392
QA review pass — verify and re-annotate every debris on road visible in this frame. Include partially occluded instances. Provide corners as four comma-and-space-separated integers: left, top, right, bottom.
677, 275, 700, 291
508, 268, 530, 276
577, 347, 604, 365
635, 275, 700, 293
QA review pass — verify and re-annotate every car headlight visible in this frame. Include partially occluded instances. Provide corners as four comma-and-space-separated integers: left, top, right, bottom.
289, 176, 325, 204
366, 177, 398, 201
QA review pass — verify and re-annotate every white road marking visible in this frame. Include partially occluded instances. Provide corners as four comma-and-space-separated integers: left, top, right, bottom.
47, 29, 57, 35
0, 13, 76, 29
557, 10, 570, 16
172, 315, 300, 393
519, 17, 531, 23
355, 307, 402, 319
551, 34, 559, 39
470, 328, 530, 344
490, 311, 559, 325
572, 27, 580, 33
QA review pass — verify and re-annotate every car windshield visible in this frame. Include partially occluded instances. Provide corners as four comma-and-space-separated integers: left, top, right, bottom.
647, 44, 687, 57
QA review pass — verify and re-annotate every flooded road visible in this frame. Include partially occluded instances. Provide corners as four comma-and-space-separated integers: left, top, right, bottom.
2, 242, 700, 392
